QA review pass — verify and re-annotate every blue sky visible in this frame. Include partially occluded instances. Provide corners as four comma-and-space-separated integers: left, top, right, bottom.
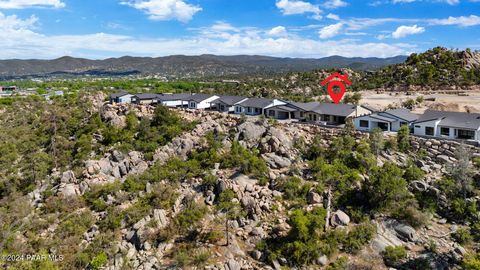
0, 0, 479, 59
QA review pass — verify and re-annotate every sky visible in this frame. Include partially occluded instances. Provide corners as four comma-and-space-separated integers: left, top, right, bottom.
0, 0, 479, 59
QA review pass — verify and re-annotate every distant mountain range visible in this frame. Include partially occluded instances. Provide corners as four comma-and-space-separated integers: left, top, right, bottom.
0, 54, 407, 79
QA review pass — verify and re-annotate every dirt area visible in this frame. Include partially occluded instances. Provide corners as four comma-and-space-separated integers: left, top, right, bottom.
359, 90, 480, 113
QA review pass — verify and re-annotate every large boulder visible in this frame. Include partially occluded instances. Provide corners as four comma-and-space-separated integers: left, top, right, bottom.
263, 153, 292, 169
331, 210, 350, 227
307, 191, 322, 205
60, 170, 76, 184
59, 183, 80, 197
237, 122, 266, 143
394, 223, 417, 242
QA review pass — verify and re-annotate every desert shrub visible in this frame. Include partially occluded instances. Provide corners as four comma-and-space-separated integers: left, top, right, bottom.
391, 203, 429, 228
382, 246, 407, 263
192, 249, 211, 267
397, 125, 411, 152
463, 252, 480, 270
403, 160, 425, 182
202, 174, 218, 191
453, 228, 473, 245
84, 181, 122, 211
326, 256, 348, 270
342, 222, 376, 253
174, 201, 208, 234
89, 252, 108, 270
222, 140, 268, 179
275, 176, 311, 202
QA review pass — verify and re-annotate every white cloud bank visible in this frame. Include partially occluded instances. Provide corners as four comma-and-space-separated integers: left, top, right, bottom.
319, 23, 343, 38
392, 25, 425, 38
0, 0, 65, 9
0, 13, 414, 59
276, 0, 322, 19
121, 0, 202, 22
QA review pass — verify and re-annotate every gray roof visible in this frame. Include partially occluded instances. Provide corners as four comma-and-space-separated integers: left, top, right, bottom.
236, 98, 274, 108
187, 93, 218, 103
288, 102, 321, 111
110, 92, 131, 99
214, 95, 248, 106
364, 113, 398, 123
157, 93, 193, 101
310, 103, 359, 117
382, 108, 420, 122
273, 105, 298, 112
415, 110, 480, 130
132, 93, 160, 100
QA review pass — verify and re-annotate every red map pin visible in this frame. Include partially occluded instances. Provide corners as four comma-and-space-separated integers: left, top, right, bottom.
320, 72, 352, 104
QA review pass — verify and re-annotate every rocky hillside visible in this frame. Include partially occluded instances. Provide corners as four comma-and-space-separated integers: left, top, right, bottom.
0, 55, 406, 79
1, 94, 480, 270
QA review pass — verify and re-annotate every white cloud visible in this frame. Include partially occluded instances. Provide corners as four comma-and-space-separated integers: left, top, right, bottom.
276, 0, 322, 19
0, 0, 65, 9
0, 15, 414, 59
392, 24, 425, 38
319, 22, 343, 38
326, 13, 340, 20
429, 15, 480, 27
268, 26, 288, 36
121, 0, 202, 22
323, 0, 348, 8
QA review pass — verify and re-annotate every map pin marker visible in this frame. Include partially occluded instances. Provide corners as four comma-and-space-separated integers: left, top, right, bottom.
320, 72, 352, 104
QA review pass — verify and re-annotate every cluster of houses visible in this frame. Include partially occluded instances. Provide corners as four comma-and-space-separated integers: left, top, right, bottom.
110, 92, 480, 144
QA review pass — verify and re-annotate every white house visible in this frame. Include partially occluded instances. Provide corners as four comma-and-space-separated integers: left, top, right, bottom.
413, 110, 480, 142
131, 93, 160, 105
211, 95, 248, 113
186, 94, 220, 109
354, 108, 420, 132
234, 98, 286, 116
110, 92, 134, 104
157, 93, 192, 108
287, 102, 373, 125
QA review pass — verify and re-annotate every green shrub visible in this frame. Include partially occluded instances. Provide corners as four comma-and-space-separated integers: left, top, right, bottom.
463, 252, 480, 270
89, 252, 108, 270
276, 176, 311, 202
382, 246, 407, 263
326, 256, 348, 270
453, 228, 473, 245
343, 222, 376, 253
174, 201, 208, 234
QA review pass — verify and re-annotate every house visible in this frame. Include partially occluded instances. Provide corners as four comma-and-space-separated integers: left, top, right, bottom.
413, 110, 480, 142
234, 98, 286, 116
210, 95, 248, 112
186, 94, 220, 109
131, 93, 160, 105
286, 102, 373, 125
354, 108, 420, 132
0, 86, 17, 92
156, 93, 193, 108
110, 92, 134, 104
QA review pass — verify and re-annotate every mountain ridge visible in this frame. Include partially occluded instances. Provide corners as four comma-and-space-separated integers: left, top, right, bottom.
0, 54, 407, 79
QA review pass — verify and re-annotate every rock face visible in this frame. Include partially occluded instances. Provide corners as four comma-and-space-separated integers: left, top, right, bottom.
330, 210, 350, 227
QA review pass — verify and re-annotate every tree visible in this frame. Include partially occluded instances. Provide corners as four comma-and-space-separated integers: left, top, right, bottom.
369, 128, 384, 156
397, 125, 410, 152
448, 144, 474, 199
217, 189, 243, 246
366, 162, 409, 211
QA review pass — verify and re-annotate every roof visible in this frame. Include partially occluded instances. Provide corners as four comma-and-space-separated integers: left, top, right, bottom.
273, 105, 298, 112
415, 110, 480, 130
187, 93, 218, 103
110, 92, 131, 99
236, 98, 274, 108
310, 103, 359, 117
382, 108, 420, 122
157, 93, 193, 101
362, 113, 398, 123
288, 102, 321, 111
214, 95, 248, 106
132, 93, 160, 100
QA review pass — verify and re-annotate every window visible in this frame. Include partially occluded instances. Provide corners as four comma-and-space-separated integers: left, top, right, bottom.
458, 129, 475, 140
247, 107, 252, 113
425, 127, 434, 136
300, 112, 304, 118
190, 102, 196, 108
255, 108, 261, 114
359, 120, 369, 128
415, 125, 421, 128
268, 110, 275, 117
440, 127, 450, 136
